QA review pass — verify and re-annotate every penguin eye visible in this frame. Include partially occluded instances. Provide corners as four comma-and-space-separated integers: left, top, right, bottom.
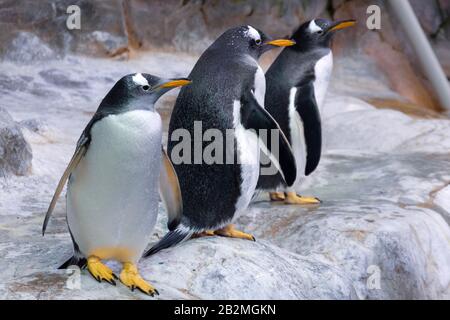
317, 30, 324, 35
255, 38, 262, 45
142, 85, 150, 91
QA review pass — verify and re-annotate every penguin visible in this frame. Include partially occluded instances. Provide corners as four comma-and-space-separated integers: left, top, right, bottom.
257, 19, 356, 204
144, 26, 297, 257
42, 73, 190, 295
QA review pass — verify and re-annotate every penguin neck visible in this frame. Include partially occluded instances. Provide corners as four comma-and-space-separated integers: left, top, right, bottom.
97, 100, 156, 116
284, 46, 332, 72
285, 45, 331, 59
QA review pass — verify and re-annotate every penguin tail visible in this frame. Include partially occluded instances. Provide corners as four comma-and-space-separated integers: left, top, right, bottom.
58, 255, 87, 270
144, 227, 193, 258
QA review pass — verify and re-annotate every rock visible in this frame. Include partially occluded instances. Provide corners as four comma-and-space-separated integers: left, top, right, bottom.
38, 69, 88, 89
332, 0, 443, 112
434, 185, 450, 221
1, 50, 450, 299
1, 0, 449, 115
3, 32, 56, 63
0, 0, 128, 59
0, 107, 32, 176
321, 96, 450, 153
410, 0, 444, 35
19, 119, 50, 135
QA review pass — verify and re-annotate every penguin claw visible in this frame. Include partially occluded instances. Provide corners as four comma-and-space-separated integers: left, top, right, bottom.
284, 192, 322, 205
120, 262, 158, 297
192, 230, 215, 238
269, 192, 286, 202
214, 224, 255, 242
87, 256, 117, 286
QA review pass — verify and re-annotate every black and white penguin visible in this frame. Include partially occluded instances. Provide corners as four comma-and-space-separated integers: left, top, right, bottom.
144, 26, 297, 256
257, 19, 356, 204
43, 73, 190, 295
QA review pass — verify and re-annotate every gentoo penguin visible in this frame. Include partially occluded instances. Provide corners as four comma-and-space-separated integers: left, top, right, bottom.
43, 73, 190, 295
257, 19, 356, 204
144, 26, 297, 257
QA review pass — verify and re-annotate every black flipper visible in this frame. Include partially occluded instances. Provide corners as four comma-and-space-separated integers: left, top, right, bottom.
159, 146, 183, 231
43, 113, 105, 236
295, 82, 322, 176
241, 90, 297, 187
143, 227, 192, 258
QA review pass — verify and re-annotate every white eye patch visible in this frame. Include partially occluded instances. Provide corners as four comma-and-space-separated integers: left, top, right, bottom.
132, 73, 149, 86
308, 20, 323, 33
245, 25, 261, 42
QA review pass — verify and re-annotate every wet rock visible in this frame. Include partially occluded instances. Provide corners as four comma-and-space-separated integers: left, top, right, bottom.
3, 32, 56, 63
19, 119, 50, 135
1, 50, 450, 300
125, 0, 329, 53
0, 107, 32, 176
1, 0, 449, 115
0, 74, 32, 94
332, 0, 443, 112
0, 0, 128, 59
434, 185, 450, 220
38, 69, 88, 89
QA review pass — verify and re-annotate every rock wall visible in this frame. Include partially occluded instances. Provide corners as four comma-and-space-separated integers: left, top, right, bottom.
0, 0, 449, 111
0, 108, 32, 176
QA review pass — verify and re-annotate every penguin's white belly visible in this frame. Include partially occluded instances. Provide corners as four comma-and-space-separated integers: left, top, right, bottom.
313, 51, 333, 110
67, 110, 162, 263
233, 101, 260, 219
253, 65, 266, 107
288, 87, 307, 189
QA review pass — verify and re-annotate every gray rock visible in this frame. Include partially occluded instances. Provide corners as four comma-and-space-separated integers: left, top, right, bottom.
0, 107, 32, 176
0, 0, 128, 59
19, 119, 49, 135
0, 53, 449, 300
3, 32, 56, 63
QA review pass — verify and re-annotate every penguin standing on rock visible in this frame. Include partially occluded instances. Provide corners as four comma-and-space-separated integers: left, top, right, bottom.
43, 73, 190, 295
257, 19, 356, 205
144, 26, 297, 256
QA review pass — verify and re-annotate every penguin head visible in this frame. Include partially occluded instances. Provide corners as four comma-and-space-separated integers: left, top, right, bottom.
291, 19, 356, 49
100, 73, 191, 112
212, 25, 296, 60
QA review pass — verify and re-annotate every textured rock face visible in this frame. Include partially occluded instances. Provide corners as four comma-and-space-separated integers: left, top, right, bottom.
0, 107, 32, 176
1, 1, 448, 113
0, 53, 449, 299
0, 0, 128, 58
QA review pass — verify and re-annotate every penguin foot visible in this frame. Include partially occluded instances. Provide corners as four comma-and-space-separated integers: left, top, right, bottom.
270, 192, 285, 202
285, 192, 321, 205
120, 262, 159, 296
87, 256, 118, 285
214, 224, 256, 241
192, 230, 215, 238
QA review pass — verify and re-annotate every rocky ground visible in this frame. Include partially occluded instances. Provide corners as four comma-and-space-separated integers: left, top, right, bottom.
0, 48, 449, 300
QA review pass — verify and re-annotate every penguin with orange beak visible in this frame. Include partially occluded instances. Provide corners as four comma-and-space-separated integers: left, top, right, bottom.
258, 19, 356, 204
145, 26, 298, 256
43, 73, 191, 295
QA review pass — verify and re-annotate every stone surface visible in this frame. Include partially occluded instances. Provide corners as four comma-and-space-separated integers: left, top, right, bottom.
0, 107, 32, 176
0, 0, 128, 58
0, 52, 449, 299
1, 0, 449, 112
